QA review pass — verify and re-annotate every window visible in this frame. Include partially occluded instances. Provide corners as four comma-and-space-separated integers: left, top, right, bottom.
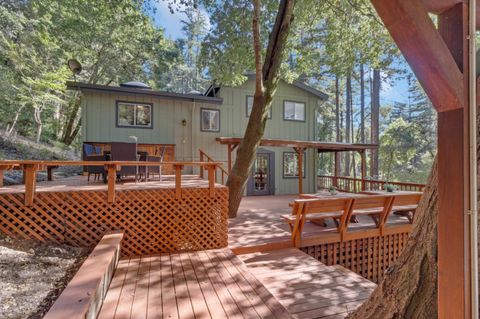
246, 96, 271, 118
116, 101, 152, 128
283, 152, 305, 178
283, 100, 305, 121
201, 108, 220, 132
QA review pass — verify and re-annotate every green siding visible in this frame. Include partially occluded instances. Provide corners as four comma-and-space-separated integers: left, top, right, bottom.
81, 78, 324, 195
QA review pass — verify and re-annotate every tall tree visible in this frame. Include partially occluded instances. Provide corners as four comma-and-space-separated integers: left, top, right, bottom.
226, 0, 296, 217
370, 68, 380, 178
360, 63, 365, 143
345, 72, 352, 175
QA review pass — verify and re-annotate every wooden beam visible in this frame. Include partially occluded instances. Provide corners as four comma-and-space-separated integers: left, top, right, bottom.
0, 170, 3, 188
371, 0, 464, 112
106, 164, 116, 203
437, 3, 471, 319
174, 164, 183, 199
334, 152, 340, 188
23, 164, 36, 206
360, 151, 367, 191
294, 148, 305, 194
207, 165, 216, 197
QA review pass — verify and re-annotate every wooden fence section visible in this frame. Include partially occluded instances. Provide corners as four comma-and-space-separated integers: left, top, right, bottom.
317, 175, 425, 193
301, 231, 410, 283
0, 186, 228, 256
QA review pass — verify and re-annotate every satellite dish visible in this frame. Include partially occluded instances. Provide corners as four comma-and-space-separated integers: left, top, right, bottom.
67, 59, 82, 75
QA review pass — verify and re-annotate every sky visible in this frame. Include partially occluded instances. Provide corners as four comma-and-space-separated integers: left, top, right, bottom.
149, 2, 412, 105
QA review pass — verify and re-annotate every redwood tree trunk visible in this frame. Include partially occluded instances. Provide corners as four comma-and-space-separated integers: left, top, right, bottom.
370, 68, 380, 178
348, 157, 438, 318
345, 73, 352, 176
226, 0, 295, 218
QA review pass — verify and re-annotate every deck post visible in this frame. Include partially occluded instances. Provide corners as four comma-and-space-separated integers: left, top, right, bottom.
437, 4, 472, 318
360, 150, 366, 191
207, 164, 216, 197
174, 164, 183, 199
0, 170, 3, 187
334, 151, 340, 188
199, 151, 204, 179
23, 164, 36, 206
294, 147, 305, 194
106, 164, 117, 203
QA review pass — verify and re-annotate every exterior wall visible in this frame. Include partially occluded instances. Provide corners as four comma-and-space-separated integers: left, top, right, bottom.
192, 79, 321, 195
81, 78, 323, 195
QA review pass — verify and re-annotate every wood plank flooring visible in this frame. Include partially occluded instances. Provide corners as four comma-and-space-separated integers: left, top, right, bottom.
239, 249, 376, 319
98, 249, 293, 319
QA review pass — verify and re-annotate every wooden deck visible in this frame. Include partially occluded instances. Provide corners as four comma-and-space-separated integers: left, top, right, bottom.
240, 249, 376, 319
230, 195, 411, 254
98, 249, 293, 319
0, 174, 216, 194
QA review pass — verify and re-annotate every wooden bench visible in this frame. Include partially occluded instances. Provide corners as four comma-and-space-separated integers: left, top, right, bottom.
43, 231, 123, 319
283, 194, 421, 247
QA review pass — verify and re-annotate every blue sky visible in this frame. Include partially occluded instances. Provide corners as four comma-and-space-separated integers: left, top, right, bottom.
149, 3, 411, 105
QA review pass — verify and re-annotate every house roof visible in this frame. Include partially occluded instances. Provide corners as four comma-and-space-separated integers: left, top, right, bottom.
205, 74, 329, 101
243, 73, 329, 101
216, 137, 377, 152
66, 82, 223, 104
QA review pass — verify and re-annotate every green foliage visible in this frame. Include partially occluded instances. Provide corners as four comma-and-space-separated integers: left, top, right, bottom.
0, 0, 181, 144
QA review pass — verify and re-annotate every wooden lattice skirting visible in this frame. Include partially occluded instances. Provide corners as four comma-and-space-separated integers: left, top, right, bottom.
0, 187, 228, 256
301, 231, 410, 283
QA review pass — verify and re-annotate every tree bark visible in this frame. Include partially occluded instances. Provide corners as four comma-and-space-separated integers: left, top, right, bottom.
370, 68, 380, 178
345, 72, 352, 176
61, 95, 81, 145
226, 0, 295, 218
348, 157, 438, 319
360, 64, 365, 143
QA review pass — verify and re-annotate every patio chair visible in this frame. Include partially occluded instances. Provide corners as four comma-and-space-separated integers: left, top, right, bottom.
109, 142, 138, 181
138, 155, 162, 181
85, 154, 106, 182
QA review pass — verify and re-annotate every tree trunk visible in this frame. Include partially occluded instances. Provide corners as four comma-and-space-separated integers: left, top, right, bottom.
345, 73, 352, 176
6, 105, 25, 137
226, 0, 295, 218
360, 64, 365, 143
348, 157, 438, 319
370, 68, 380, 178
61, 95, 81, 145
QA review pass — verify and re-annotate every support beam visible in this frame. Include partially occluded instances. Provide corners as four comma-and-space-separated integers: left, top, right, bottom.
294, 147, 305, 194
334, 152, 340, 187
371, 0, 464, 112
437, 3, 471, 319
360, 151, 367, 191
106, 164, 116, 203
23, 164, 36, 206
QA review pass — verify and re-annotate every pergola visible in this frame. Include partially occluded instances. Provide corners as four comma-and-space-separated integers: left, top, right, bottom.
216, 137, 378, 193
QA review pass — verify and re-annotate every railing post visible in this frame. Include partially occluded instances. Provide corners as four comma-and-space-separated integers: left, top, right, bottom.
106, 164, 117, 203
174, 164, 183, 199
199, 151, 204, 179
207, 164, 216, 197
23, 164, 37, 206
0, 169, 3, 187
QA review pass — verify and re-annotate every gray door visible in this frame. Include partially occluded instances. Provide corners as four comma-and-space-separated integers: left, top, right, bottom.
247, 151, 275, 196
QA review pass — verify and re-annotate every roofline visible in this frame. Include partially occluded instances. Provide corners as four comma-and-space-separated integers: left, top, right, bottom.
66, 82, 223, 104
244, 74, 329, 101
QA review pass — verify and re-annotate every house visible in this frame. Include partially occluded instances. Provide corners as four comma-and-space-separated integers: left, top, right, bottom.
67, 76, 330, 195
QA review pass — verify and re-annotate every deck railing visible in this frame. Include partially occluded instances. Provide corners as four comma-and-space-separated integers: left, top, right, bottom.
199, 149, 229, 184
0, 160, 223, 205
317, 175, 425, 193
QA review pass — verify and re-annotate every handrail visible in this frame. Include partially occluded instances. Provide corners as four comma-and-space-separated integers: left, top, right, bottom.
0, 160, 222, 205
317, 175, 425, 193
199, 149, 229, 184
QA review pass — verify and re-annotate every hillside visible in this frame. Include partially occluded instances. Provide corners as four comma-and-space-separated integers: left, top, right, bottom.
0, 131, 81, 185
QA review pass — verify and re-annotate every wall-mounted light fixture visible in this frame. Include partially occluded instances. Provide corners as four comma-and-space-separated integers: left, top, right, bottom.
182, 119, 187, 126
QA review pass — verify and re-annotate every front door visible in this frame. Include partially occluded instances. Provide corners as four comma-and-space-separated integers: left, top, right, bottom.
247, 150, 275, 196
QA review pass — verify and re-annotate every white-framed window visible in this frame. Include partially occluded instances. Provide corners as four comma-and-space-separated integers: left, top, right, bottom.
283, 100, 305, 121
283, 152, 305, 178
246, 95, 272, 118
200, 108, 220, 132
116, 101, 153, 128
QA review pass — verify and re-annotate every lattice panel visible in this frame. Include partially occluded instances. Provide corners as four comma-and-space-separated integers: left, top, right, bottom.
301, 232, 410, 283
0, 187, 228, 256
